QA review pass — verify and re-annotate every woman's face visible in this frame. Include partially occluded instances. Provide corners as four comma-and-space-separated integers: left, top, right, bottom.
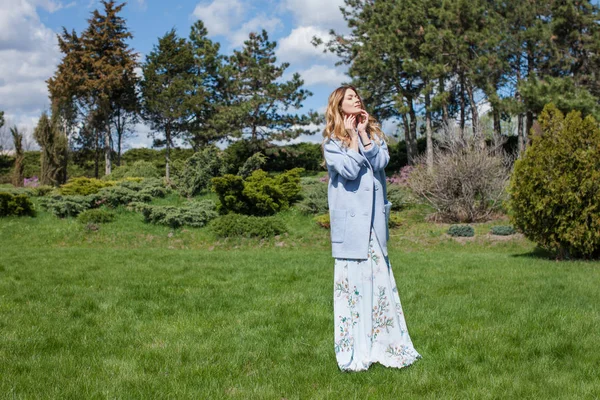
340, 88, 362, 116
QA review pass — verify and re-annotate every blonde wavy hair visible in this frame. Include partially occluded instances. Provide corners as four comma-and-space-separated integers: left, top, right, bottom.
322, 85, 386, 147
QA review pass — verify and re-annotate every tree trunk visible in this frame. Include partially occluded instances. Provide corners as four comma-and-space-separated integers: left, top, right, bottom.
94, 127, 99, 179
459, 71, 466, 136
401, 113, 413, 165
526, 45, 534, 147
425, 90, 433, 171
165, 124, 171, 183
439, 77, 449, 127
517, 114, 524, 155
516, 54, 525, 156
465, 81, 479, 140
408, 96, 418, 164
492, 106, 501, 153
116, 111, 122, 167
104, 122, 112, 176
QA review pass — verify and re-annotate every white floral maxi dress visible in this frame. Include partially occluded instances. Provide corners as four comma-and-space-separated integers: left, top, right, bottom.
333, 228, 421, 372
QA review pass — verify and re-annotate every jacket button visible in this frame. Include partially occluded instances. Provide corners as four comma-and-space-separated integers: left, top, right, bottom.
375, 185, 379, 191
351, 211, 356, 217
365, 187, 370, 191
382, 209, 386, 213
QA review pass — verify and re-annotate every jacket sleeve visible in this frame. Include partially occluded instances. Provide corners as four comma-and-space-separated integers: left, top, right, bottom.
361, 139, 390, 172
323, 139, 366, 181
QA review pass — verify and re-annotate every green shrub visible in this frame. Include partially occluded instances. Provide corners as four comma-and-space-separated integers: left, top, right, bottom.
0, 186, 32, 196
263, 142, 323, 172
38, 195, 92, 218
171, 146, 228, 197
105, 161, 160, 180
238, 152, 267, 178
297, 181, 328, 215
134, 200, 218, 228
490, 225, 516, 236
211, 213, 287, 238
30, 185, 55, 197
95, 186, 152, 208
448, 225, 475, 237
314, 213, 330, 229
59, 177, 115, 195
117, 178, 167, 198
77, 208, 116, 224
387, 186, 413, 211
211, 168, 303, 216
0, 192, 36, 217
509, 104, 600, 258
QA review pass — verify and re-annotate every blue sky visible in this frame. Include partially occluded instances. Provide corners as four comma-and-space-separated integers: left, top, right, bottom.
0, 0, 356, 150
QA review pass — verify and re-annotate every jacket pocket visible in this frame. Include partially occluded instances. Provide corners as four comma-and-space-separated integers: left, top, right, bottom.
330, 209, 347, 243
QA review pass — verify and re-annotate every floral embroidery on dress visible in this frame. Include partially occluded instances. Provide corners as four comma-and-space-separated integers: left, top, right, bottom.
371, 286, 394, 341
334, 277, 361, 353
385, 344, 417, 366
335, 316, 355, 353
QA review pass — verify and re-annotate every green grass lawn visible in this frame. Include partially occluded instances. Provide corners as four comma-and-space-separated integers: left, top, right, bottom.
1, 195, 600, 399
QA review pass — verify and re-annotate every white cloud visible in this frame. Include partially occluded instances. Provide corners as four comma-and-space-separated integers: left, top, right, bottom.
229, 14, 282, 48
275, 25, 337, 66
282, 0, 347, 31
0, 0, 61, 133
295, 64, 346, 87
192, 0, 245, 37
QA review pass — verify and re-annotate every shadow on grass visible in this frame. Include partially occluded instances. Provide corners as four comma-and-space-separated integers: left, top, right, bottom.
511, 246, 556, 260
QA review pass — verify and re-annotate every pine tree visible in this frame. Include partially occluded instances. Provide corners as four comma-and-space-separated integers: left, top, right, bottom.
80, 0, 138, 175
186, 20, 227, 150
47, 1, 138, 177
11, 126, 24, 187
140, 29, 195, 183
225, 30, 317, 145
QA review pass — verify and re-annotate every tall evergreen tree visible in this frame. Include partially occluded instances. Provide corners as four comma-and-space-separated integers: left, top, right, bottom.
140, 29, 195, 182
225, 30, 317, 144
80, 0, 138, 175
47, 1, 138, 177
186, 20, 227, 150
11, 126, 24, 187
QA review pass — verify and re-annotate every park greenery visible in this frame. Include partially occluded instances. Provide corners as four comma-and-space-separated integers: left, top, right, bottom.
1, 0, 600, 397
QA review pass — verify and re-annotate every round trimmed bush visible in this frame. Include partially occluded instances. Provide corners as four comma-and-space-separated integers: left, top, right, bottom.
490, 225, 516, 236
448, 225, 474, 237
509, 104, 600, 258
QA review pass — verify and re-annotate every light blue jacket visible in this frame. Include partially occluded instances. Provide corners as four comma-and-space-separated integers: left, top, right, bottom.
323, 135, 391, 259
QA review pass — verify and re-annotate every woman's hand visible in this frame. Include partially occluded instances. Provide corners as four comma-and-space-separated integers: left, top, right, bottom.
357, 110, 369, 135
343, 114, 358, 139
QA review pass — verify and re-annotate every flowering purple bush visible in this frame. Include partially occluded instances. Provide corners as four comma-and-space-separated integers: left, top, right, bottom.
24, 176, 39, 188
387, 166, 414, 186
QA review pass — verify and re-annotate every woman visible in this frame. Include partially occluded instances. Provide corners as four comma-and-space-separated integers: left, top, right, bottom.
322, 86, 421, 372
